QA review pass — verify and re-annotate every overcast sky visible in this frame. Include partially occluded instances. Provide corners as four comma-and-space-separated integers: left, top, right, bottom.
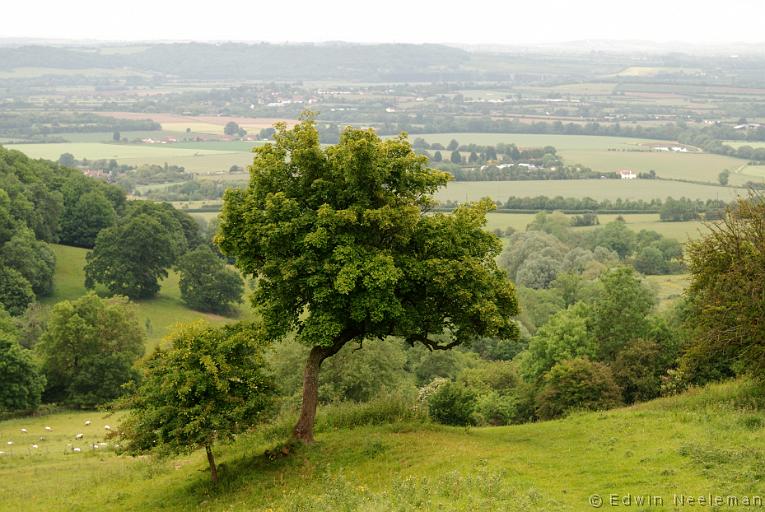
3, 0, 764, 45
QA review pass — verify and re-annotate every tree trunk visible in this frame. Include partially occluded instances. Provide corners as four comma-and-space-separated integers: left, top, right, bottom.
293, 338, 350, 444
206, 445, 218, 484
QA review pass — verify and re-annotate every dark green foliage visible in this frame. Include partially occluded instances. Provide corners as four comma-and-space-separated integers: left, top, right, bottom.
589, 267, 655, 360
428, 381, 476, 426
118, 322, 274, 482
176, 246, 244, 313
611, 339, 665, 403
59, 191, 116, 248
0, 267, 34, 316
535, 357, 622, 420
58, 174, 125, 247
0, 308, 45, 413
0, 226, 56, 296
37, 293, 144, 407
85, 214, 179, 299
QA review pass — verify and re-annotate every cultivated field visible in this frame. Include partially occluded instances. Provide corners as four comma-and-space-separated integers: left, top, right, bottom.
437, 179, 743, 203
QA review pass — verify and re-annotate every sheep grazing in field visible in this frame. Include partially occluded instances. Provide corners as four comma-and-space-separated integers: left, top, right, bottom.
7, 441, 13, 446
104, 425, 111, 431
73, 447, 81, 453
84, 420, 91, 426
44, 426, 52, 432
75, 433, 84, 440
20, 428, 27, 433
31, 444, 38, 449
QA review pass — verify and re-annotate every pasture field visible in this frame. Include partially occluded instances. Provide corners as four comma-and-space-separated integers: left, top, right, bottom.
484, 212, 710, 242
4, 142, 255, 173
1, 380, 764, 511
416, 132, 755, 184
646, 274, 691, 309
42, 245, 252, 351
4, 142, 230, 161
437, 179, 743, 203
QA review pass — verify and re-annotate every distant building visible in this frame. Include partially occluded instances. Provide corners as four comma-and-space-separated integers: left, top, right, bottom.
618, 169, 637, 180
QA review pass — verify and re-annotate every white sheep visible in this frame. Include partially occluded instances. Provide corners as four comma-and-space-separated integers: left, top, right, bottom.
84, 420, 91, 426
75, 433, 84, 440
20, 428, 28, 433
31, 444, 38, 449
6, 441, 13, 446
44, 426, 52, 432
104, 425, 111, 431
73, 447, 81, 453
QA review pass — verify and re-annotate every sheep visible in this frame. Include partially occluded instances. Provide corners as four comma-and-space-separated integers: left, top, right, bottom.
20, 428, 28, 433
31, 444, 38, 449
104, 425, 111, 431
75, 433, 84, 440
6, 441, 13, 446
84, 420, 91, 426
44, 426, 52, 432
73, 447, 81, 453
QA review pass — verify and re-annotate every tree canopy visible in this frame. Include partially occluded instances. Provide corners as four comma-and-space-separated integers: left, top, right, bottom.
684, 195, 765, 381
37, 292, 145, 407
216, 116, 519, 442
176, 245, 244, 313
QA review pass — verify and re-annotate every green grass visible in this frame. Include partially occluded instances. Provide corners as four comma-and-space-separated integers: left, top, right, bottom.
646, 274, 691, 309
43, 244, 252, 351
1, 379, 764, 511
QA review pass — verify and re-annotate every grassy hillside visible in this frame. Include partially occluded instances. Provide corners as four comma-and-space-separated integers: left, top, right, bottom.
42, 244, 252, 350
1, 380, 763, 511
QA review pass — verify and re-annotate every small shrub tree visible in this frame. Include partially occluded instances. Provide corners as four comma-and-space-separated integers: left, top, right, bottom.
118, 322, 274, 483
535, 357, 622, 420
428, 381, 476, 426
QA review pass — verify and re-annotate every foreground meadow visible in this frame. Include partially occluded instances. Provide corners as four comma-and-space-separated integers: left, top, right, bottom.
1, 380, 763, 511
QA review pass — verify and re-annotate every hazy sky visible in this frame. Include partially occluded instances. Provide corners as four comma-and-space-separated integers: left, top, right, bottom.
4, 0, 764, 44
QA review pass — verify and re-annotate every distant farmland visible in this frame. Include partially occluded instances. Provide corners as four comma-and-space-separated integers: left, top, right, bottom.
437, 179, 743, 203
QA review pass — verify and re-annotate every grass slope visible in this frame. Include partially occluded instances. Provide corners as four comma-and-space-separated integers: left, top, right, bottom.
43, 244, 251, 350
1, 380, 764, 511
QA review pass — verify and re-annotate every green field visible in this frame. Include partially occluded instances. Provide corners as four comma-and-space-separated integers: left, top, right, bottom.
438, 179, 743, 203
42, 245, 252, 351
416, 133, 758, 185
484, 212, 710, 242
1, 379, 763, 511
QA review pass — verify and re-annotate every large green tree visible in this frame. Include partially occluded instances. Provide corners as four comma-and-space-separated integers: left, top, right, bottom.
37, 292, 144, 407
84, 214, 178, 299
217, 117, 519, 442
118, 322, 274, 483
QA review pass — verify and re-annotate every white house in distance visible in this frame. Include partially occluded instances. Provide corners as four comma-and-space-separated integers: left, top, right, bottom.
618, 169, 637, 180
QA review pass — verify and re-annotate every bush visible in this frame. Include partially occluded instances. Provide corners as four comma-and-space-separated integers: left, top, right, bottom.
428, 381, 477, 426
611, 339, 665, 403
535, 357, 622, 420
474, 391, 517, 426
